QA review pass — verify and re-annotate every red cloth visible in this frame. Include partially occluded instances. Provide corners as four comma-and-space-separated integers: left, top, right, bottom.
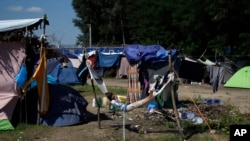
88, 54, 96, 68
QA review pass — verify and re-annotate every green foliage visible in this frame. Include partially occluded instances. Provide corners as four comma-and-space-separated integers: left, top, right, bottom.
72, 0, 250, 57
0, 123, 53, 141
206, 105, 250, 134
71, 84, 127, 96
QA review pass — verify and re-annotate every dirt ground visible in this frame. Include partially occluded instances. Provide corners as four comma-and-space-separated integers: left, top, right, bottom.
35, 78, 250, 141
103, 78, 250, 113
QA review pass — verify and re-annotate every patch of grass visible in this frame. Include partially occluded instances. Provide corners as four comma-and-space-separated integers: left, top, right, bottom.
0, 123, 55, 141
187, 133, 216, 141
208, 110, 250, 134
150, 134, 181, 141
70, 84, 127, 96
192, 94, 202, 103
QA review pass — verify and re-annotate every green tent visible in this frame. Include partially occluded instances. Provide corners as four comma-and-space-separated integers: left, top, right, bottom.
0, 119, 14, 130
224, 66, 250, 88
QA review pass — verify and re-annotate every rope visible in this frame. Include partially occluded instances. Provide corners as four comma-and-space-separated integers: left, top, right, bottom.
172, 68, 220, 141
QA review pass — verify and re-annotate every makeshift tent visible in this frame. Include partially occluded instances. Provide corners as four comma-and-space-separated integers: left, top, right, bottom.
21, 84, 89, 126
0, 17, 48, 130
179, 57, 206, 82
0, 18, 45, 32
85, 44, 185, 139
186, 56, 234, 84
224, 66, 250, 88
121, 44, 180, 108
0, 42, 25, 130
0, 16, 89, 130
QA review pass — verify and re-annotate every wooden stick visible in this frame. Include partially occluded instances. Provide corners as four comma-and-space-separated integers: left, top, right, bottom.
171, 83, 185, 140
168, 50, 185, 141
90, 79, 101, 129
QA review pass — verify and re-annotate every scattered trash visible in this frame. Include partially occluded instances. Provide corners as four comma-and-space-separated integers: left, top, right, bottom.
147, 102, 158, 112
181, 112, 195, 120
127, 117, 133, 121
192, 117, 203, 124
190, 81, 201, 85
202, 98, 221, 105
210, 129, 216, 134
181, 112, 203, 124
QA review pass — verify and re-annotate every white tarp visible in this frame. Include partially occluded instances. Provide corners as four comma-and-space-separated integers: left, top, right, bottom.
0, 18, 43, 32
198, 58, 216, 66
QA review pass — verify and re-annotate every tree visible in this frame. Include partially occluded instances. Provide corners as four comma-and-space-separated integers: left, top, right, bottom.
72, 0, 250, 57
72, 0, 127, 46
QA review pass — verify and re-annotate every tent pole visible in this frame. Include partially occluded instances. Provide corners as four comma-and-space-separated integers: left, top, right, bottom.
85, 47, 101, 129
170, 83, 185, 140
36, 15, 47, 125
90, 78, 101, 129
199, 49, 207, 60
168, 50, 185, 141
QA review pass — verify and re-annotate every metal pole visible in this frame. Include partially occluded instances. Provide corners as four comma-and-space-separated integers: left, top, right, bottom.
123, 111, 126, 141
88, 24, 92, 48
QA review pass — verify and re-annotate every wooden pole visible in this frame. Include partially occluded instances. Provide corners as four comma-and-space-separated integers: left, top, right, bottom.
168, 50, 185, 141
90, 79, 101, 129
86, 46, 101, 129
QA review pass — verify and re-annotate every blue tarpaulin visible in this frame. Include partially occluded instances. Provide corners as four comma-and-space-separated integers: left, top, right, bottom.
96, 52, 121, 67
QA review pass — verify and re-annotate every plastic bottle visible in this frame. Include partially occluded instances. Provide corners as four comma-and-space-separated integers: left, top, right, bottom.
92, 98, 96, 107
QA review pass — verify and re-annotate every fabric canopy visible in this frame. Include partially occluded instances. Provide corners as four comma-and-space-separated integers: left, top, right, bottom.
0, 18, 44, 32
0, 42, 25, 120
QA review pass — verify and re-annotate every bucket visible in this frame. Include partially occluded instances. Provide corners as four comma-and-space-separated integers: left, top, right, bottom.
102, 96, 109, 106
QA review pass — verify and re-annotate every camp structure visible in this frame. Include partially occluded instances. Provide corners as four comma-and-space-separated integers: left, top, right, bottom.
79, 44, 181, 109
179, 57, 206, 83
0, 41, 25, 130
224, 66, 250, 89
179, 54, 236, 85
0, 16, 89, 130
81, 44, 185, 139
0, 17, 48, 130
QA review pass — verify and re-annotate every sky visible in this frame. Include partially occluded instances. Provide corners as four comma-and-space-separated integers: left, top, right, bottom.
0, 0, 81, 45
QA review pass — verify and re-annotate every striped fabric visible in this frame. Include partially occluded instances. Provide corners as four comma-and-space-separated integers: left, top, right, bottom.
127, 64, 141, 103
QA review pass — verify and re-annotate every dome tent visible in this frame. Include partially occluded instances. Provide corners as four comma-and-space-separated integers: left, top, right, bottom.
224, 66, 250, 89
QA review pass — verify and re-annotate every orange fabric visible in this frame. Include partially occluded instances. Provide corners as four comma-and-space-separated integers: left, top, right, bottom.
22, 48, 50, 115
